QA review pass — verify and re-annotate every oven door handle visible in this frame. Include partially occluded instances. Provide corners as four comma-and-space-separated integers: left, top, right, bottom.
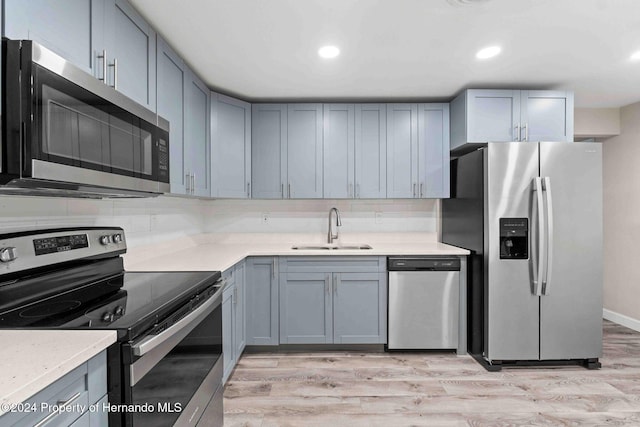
132, 286, 223, 358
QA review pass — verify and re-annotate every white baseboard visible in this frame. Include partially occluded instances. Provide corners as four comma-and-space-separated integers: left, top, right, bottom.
603, 308, 640, 332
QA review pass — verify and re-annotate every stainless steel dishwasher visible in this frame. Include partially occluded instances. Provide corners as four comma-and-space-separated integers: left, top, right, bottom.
387, 257, 460, 350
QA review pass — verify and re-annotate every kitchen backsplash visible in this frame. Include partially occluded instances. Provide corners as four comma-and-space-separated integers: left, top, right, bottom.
0, 196, 438, 247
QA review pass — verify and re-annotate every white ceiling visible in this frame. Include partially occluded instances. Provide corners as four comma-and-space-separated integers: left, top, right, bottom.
129, 0, 640, 108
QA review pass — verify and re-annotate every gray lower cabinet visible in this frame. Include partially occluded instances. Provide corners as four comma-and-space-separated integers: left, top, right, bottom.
279, 257, 387, 345
387, 103, 450, 198
245, 257, 279, 346
211, 93, 252, 198
251, 105, 288, 199
0, 351, 108, 427
222, 261, 246, 384
450, 89, 574, 153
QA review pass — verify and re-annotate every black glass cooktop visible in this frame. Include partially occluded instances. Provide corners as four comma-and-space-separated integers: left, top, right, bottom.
0, 258, 221, 341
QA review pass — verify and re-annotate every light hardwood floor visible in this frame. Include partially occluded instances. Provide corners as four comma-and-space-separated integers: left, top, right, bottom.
223, 320, 640, 426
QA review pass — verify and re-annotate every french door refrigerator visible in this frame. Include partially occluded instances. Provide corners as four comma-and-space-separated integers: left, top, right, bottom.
442, 142, 602, 370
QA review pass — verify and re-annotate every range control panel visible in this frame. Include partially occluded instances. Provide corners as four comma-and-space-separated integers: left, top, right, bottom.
34, 234, 89, 256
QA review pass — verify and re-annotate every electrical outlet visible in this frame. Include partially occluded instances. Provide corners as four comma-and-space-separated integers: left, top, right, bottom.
261, 213, 269, 224
375, 212, 383, 224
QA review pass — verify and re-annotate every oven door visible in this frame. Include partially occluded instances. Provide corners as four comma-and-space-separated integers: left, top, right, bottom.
123, 289, 223, 427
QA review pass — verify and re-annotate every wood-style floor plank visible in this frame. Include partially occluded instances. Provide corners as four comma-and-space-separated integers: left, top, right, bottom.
224, 320, 640, 426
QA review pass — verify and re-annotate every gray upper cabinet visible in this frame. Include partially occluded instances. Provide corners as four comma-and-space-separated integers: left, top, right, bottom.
323, 104, 355, 198
387, 103, 450, 199
184, 70, 211, 197
451, 89, 574, 152
103, 0, 157, 111
211, 94, 252, 198
418, 103, 450, 198
156, 37, 186, 195
287, 104, 323, 198
251, 105, 287, 199
246, 257, 279, 346
386, 104, 419, 198
355, 104, 387, 199
4, 0, 104, 76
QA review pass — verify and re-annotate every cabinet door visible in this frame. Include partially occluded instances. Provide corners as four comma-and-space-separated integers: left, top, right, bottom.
4, 0, 104, 76
333, 272, 387, 344
418, 103, 450, 198
287, 104, 323, 198
234, 261, 246, 357
386, 104, 419, 198
222, 284, 235, 384
245, 257, 279, 345
355, 104, 387, 198
211, 94, 252, 198
323, 104, 355, 198
521, 90, 574, 142
251, 105, 287, 199
104, 0, 156, 111
466, 89, 521, 142
279, 273, 332, 344
157, 37, 187, 195
184, 69, 211, 197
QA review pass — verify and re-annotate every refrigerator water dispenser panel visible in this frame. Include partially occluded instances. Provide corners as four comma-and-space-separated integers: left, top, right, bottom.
499, 218, 528, 259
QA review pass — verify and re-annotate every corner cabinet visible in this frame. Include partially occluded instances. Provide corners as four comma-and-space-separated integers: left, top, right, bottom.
450, 89, 574, 153
245, 257, 279, 345
184, 70, 211, 197
211, 93, 252, 198
387, 103, 450, 198
278, 257, 387, 345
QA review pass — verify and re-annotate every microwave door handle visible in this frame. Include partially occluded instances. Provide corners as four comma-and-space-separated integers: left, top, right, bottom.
533, 177, 545, 296
542, 177, 554, 295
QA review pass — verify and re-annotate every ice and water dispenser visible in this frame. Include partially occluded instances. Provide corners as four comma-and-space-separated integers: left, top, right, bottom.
499, 218, 528, 259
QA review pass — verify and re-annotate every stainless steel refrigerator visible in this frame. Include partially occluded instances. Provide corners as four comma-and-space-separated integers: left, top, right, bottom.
442, 142, 602, 370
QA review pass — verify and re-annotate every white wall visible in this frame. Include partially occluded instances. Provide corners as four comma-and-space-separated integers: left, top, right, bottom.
202, 199, 439, 235
0, 195, 207, 248
574, 108, 621, 139
602, 101, 640, 331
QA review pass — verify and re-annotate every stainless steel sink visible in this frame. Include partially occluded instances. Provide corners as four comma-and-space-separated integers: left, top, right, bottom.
291, 244, 373, 250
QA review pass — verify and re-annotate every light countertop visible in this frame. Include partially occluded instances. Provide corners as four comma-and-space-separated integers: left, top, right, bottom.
124, 232, 469, 272
0, 330, 116, 415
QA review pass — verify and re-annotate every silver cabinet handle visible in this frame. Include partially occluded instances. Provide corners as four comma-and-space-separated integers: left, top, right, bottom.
247, 182, 251, 198
34, 392, 83, 427
281, 183, 284, 198
288, 182, 291, 199
515, 124, 521, 141
98, 50, 107, 83
356, 183, 360, 198
191, 173, 196, 194
413, 183, 417, 198
325, 274, 330, 295
420, 182, 424, 198
533, 177, 546, 296
185, 173, 191, 193
333, 274, 337, 294
272, 258, 276, 278
524, 123, 529, 142
234, 287, 238, 305
543, 177, 554, 295
108, 58, 118, 89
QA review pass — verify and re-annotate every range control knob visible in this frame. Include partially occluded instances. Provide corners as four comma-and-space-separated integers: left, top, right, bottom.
112, 234, 123, 244
102, 312, 115, 323
0, 247, 18, 263
99, 235, 111, 246
114, 306, 124, 316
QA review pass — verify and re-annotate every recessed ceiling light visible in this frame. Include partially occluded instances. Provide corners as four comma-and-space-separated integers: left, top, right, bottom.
476, 46, 501, 59
318, 45, 340, 59
631, 51, 640, 61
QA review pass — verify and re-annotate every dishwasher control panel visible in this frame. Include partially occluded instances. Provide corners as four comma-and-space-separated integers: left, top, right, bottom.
387, 257, 460, 271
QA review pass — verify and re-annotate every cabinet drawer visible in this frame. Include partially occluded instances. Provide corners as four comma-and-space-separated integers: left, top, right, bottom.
280, 256, 386, 273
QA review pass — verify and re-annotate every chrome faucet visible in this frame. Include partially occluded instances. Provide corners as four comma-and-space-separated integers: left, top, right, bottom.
327, 207, 342, 244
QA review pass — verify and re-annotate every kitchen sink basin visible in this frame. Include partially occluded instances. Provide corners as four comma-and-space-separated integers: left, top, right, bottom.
291, 244, 373, 250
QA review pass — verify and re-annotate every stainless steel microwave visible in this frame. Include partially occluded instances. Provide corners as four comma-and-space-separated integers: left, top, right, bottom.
1, 39, 170, 198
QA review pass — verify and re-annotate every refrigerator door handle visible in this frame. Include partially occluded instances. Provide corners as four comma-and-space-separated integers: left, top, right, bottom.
542, 177, 554, 295
533, 177, 546, 296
